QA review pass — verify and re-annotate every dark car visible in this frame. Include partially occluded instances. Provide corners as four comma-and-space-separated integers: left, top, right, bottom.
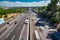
7, 22, 9, 24
14, 22, 17, 24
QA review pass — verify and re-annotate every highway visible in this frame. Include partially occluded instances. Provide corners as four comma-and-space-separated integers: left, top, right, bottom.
0, 13, 30, 40
0, 12, 45, 40
19, 24, 28, 40
20, 17, 29, 40
0, 12, 44, 40
0, 28, 7, 36
0, 12, 58, 40
5, 15, 27, 40
0, 14, 22, 37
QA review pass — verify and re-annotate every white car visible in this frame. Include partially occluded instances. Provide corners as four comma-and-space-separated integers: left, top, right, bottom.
24, 19, 29, 24
35, 30, 40, 40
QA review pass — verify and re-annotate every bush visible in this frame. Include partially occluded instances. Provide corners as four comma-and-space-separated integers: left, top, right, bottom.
4, 15, 7, 18
50, 17, 57, 23
0, 15, 2, 18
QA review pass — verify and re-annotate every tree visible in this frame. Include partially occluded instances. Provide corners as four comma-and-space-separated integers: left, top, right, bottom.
57, 6, 60, 11
46, 0, 59, 16
38, 6, 47, 13
0, 7, 26, 18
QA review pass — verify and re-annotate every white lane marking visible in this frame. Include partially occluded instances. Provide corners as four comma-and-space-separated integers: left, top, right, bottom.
0, 15, 25, 40
6, 33, 10, 38
19, 25, 25, 40
11, 35, 15, 40
0, 15, 21, 38
27, 19, 29, 40
0, 24, 13, 38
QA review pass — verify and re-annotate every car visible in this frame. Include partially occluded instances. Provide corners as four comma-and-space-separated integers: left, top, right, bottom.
20, 15, 22, 16
37, 20, 46, 25
7, 22, 9, 24
37, 21, 45, 26
27, 18, 28, 19
24, 19, 29, 24
14, 22, 17, 24
39, 26, 44, 31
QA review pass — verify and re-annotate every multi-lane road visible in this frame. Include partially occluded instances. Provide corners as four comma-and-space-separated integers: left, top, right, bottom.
0, 13, 30, 40
0, 12, 50, 40
5, 15, 27, 40
0, 12, 46, 40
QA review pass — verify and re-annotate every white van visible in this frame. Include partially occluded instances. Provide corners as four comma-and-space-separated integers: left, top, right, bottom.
24, 19, 29, 24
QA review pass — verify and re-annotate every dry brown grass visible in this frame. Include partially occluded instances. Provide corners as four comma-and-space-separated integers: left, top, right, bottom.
2, 13, 20, 21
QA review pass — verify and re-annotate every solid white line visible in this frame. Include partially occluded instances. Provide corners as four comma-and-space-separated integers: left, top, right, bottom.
11, 35, 15, 40
0, 24, 13, 38
19, 25, 25, 40
6, 33, 10, 38
27, 20, 29, 40
0, 15, 22, 38
0, 14, 26, 40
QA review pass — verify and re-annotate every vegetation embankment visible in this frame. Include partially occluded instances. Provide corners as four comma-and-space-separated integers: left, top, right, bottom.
37, 0, 60, 29
0, 8, 27, 21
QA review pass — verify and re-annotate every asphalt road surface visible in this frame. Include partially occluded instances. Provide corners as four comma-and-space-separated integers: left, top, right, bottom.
0, 28, 7, 36
5, 15, 27, 40
0, 12, 31, 40
0, 14, 22, 36
21, 24, 28, 40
